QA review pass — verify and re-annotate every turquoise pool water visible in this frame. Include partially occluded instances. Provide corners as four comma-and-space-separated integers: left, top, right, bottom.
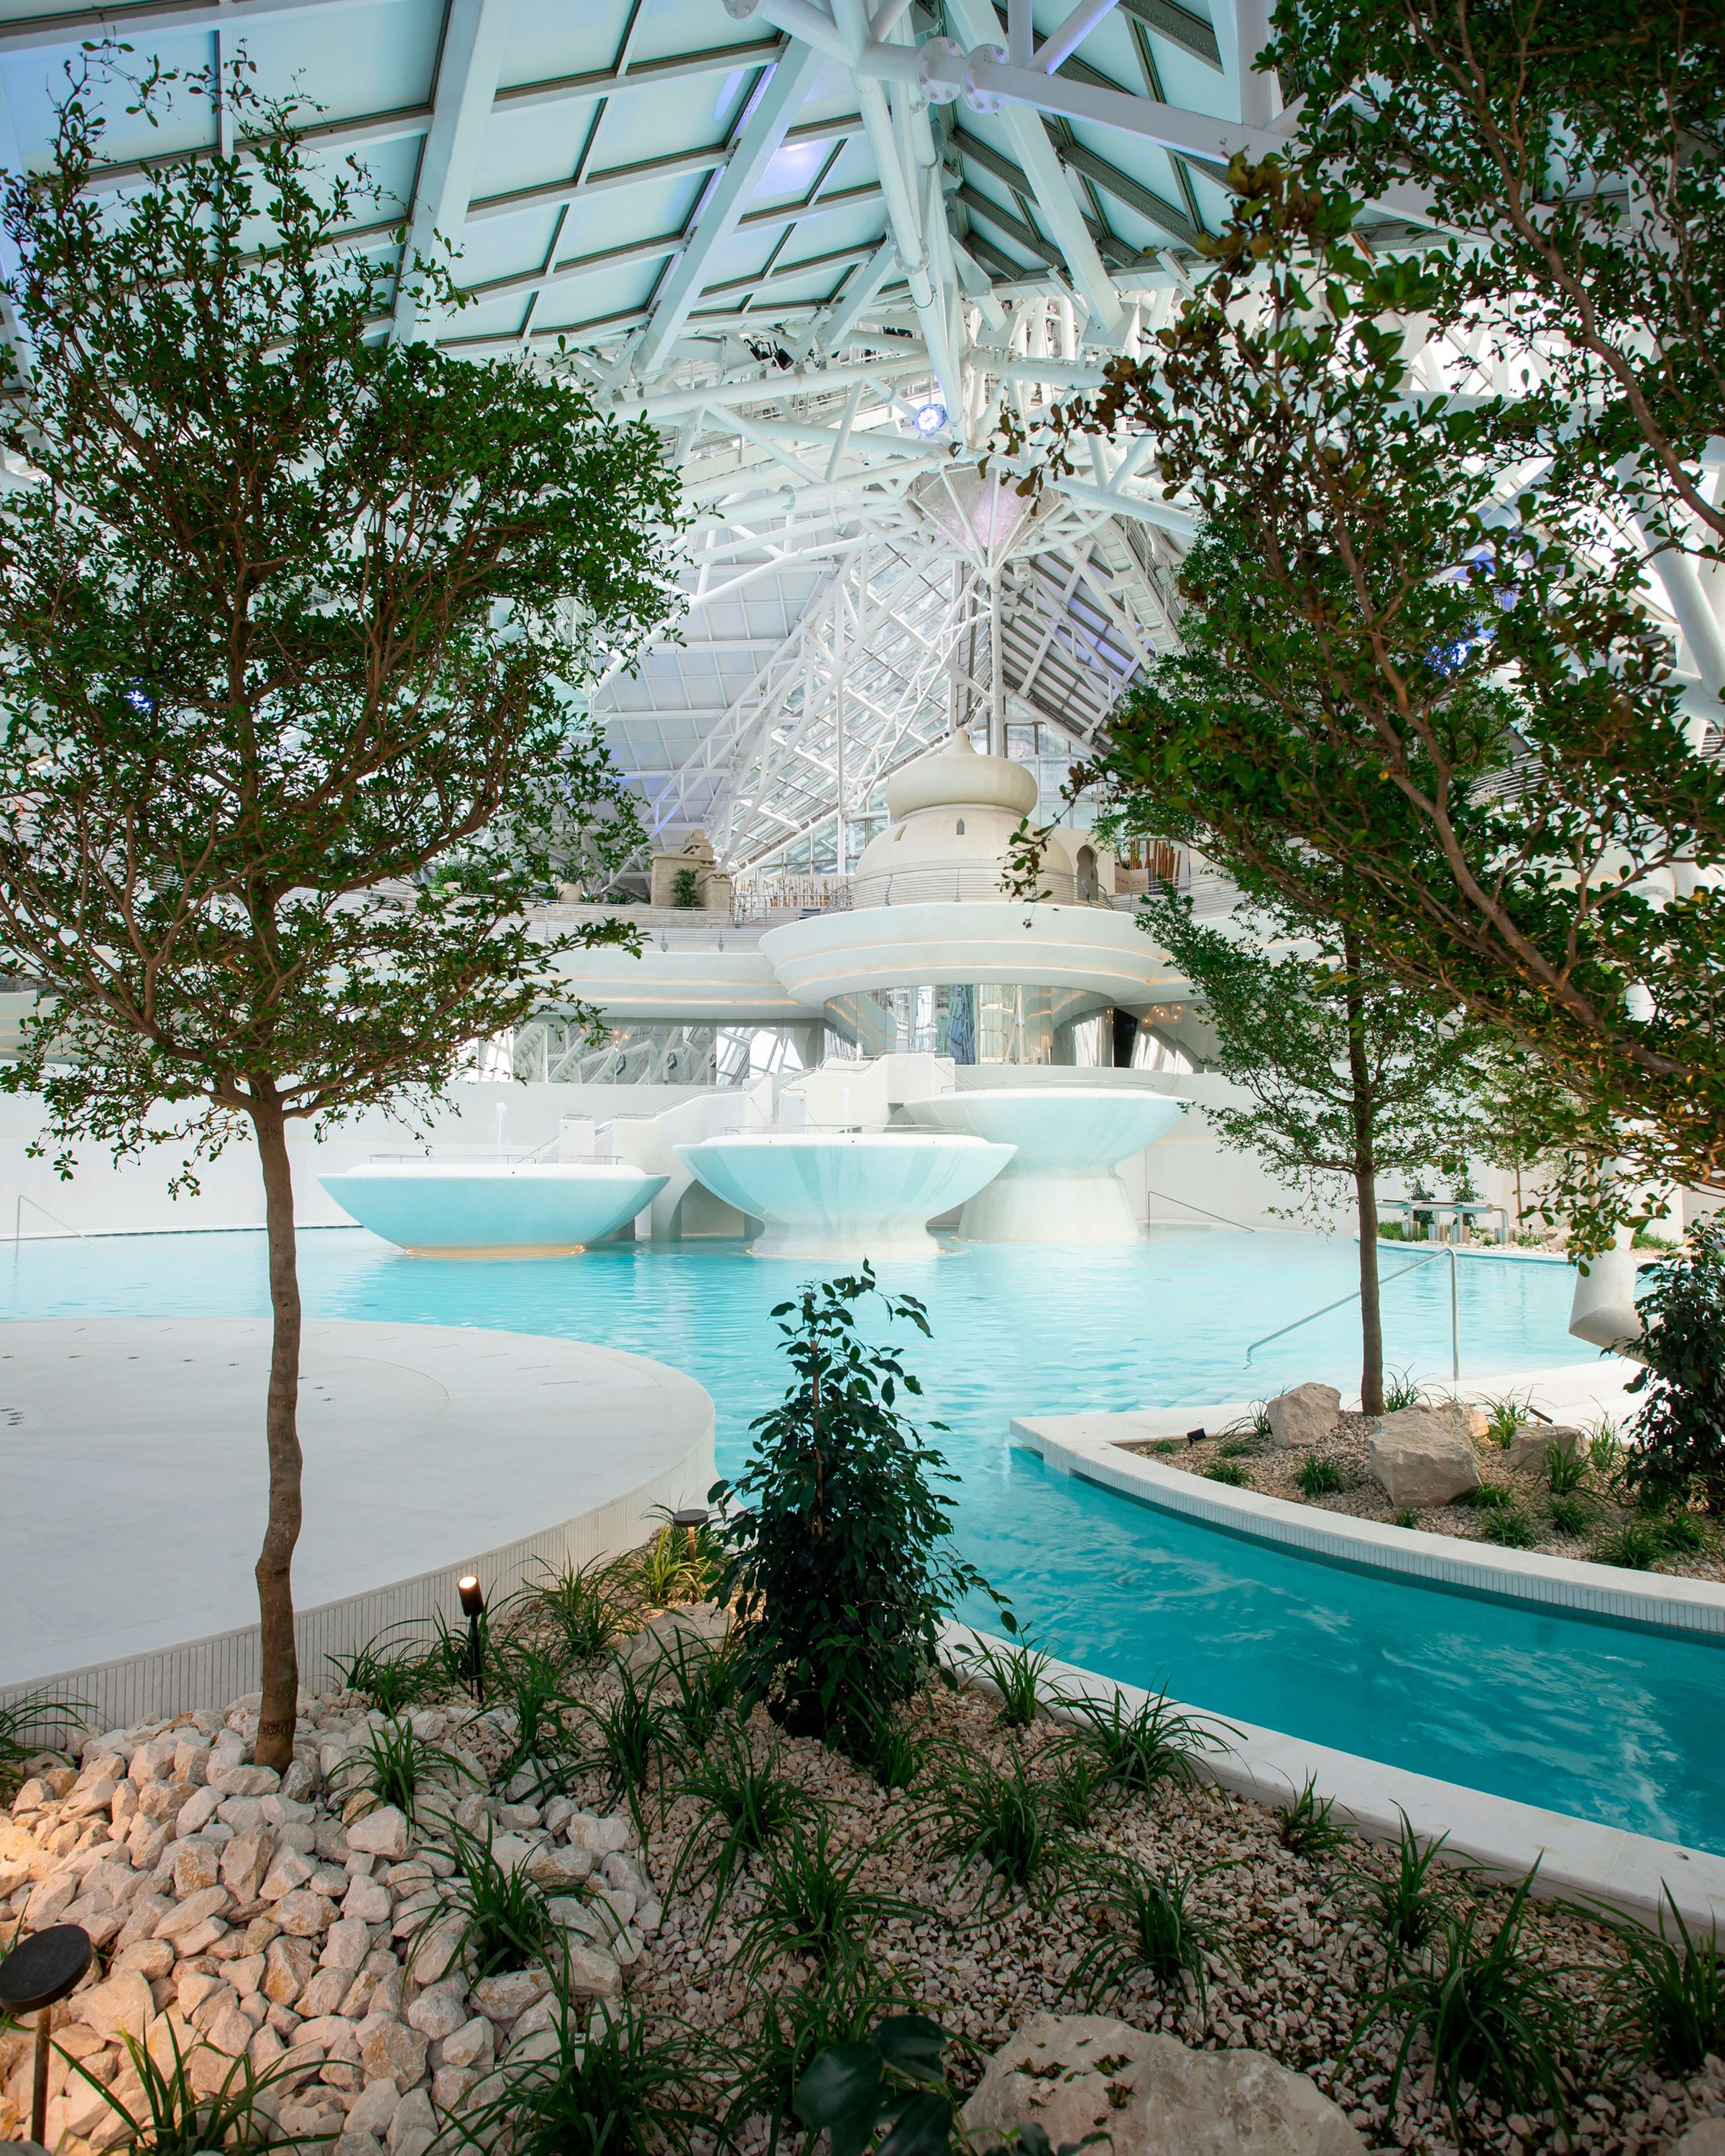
7, 1225, 1722, 1853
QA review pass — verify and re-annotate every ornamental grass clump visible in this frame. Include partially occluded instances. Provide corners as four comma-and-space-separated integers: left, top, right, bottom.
925, 1747, 1078, 1911
454, 1989, 712, 2156
1064, 1687, 1233, 1803
737, 1815, 921, 1979
671, 1720, 815, 1917
328, 1627, 443, 1717
1064, 1857, 1230, 2016
709, 1266, 1013, 1741
1346, 1873, 1574, 2130
1274, 1774, 1350, 1859
1593, 1889, 1725, 2076
439, 1820, 560, 1979
954, 1634, 1063, 1728
1347, 1810, 1467, 1968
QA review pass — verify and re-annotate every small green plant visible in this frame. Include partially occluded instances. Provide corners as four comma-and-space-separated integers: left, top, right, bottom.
1205, 1459, 1250, 1487
64, 2020, 293, 2156
493, 1642, 576, 1786
331, 1715, 468, 1824
638, 1508, 722, 1606
1064, 1857, 1229, 2015
710, 1268, 1014, 1740
1656, 1508, 1708, 1554
1348, 1810, 1463, 1967
524, 1552, 628, 1662
1149, 1437, 1185, 1456
671, 864, 702, 908
1547, 1494, 1593, 1538
1455, 1482, 1514, 1510
1586, 1419, 1624, 1484
1626, 1222, 1725, 1514
456, 1986, 712, 2156
1392, 1506, 1422, 1529
1346, 1872, 1573, 2129
1546, 1441, 1588, 1496
1591, 1519, 1669, 1571
1592, 1889, 1725, 2075
438, 1818, 558, 1978
1217, 1427, 1265, 1458
1065, 1687, 1233, 1802
1275, 1774, 1350, 1859
1294, 1453, 1346, 1498
1478, 1505, 1538, 1549
924, 1747, 1076, 1909
842, 1705, 931, 1794
0, 1687, 90, 1803
738, 1815, 922, 1978
571, 1656, 681, 1830
954, 1634, 1062, 1729
724, 1963, 910, 2156
656, 1629, 746, 1754
328, 1626, 442, 1716
671, 1720, 816, 1917
1482, 1391, 1533, 1447
1382, 1368, 1426, 1411
1045, 1742, 1107, 1830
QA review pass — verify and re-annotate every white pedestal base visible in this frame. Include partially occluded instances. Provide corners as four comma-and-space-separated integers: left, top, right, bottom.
318, 1162, 668, 1255
905, 1088, 1184, 1245
673, 1131, 1014, 1261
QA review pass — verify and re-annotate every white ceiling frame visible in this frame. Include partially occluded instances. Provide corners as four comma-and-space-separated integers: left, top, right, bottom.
390, 0, 517, 342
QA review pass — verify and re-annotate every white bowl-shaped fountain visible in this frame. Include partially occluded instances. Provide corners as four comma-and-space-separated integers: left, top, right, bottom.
903, 1088, 1184, 1243
319, 1162, 668, 1256
673, 1131, 1015, 1261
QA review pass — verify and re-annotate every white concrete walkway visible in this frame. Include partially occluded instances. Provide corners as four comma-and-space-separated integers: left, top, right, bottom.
0, 1318, 714, 1723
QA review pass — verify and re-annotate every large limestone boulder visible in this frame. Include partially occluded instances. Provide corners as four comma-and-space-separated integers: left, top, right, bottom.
1670, 2124, 1725, 2156
1504, 1423, 1579, 1475
960, 2012, 1364, 2156
1366, 1405, 1481, 1506
1266, 1383, 1341, 1452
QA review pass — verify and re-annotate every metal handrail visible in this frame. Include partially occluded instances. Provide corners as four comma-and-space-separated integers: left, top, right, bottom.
1244, 1245, 1460, 1381
13, 1194, 90, 1240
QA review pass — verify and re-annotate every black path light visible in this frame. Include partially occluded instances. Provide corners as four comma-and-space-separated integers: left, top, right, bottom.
669, 1505, 710, 1579
0, 1922, 93, 2146
457, 1575, 486, 1706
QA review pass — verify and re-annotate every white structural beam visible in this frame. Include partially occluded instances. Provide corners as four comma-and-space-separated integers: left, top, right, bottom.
632, 40, 829, 382
943, 0, 1123, 335
392, 0, 518, 342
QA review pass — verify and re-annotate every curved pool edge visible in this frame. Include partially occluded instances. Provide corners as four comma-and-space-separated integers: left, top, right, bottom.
1009, 1357, 1725, 1640
944, 1625, 1725, 1932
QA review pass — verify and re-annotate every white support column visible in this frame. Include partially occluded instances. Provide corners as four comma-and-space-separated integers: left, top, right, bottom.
391, 0, 517, 344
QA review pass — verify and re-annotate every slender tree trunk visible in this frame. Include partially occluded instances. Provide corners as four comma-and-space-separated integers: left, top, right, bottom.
252, 1087, 303, 1772
1342, 929, 1384, 1415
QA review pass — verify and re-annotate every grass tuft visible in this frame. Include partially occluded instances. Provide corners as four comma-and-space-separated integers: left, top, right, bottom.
954, 1634, 1062, 1729
1064, 1856, 1230, 2017
1294, 1453, 1346, 1498
1064, 1687, 1233, 1802
1274, 1774, 1350, 1859
1205, 1460, 1250, 1487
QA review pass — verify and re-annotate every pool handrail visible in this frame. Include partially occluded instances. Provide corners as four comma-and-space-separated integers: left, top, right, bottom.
1244, 1245, 1460, 1380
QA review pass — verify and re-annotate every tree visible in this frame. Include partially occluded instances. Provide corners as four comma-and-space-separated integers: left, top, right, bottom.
1625, 1221, 1725, 1516
1007, 173, 1725, 1251
1271, 0, 1725, 558
709, 1268, 1012, 1742
0, 64, 681, 1767
1141, 888, 1489, 1411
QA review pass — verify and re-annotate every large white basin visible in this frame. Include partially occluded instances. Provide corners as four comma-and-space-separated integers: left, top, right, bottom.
319, 1162, 668, 1256
673, 1131, 1015, 1261
903, 1088, 1184, 1243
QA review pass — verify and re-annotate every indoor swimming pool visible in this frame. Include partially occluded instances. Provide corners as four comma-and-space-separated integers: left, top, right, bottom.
7, 1224, 1721, 1853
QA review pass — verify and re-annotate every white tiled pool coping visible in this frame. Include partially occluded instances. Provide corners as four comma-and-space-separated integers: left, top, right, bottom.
942, 1626, 1725, 1934
1010, 1370, 1725, 1639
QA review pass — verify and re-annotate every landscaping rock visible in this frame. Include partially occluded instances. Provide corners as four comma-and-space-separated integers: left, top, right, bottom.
1504, 1422, 1579, 1475
1265, 1383, 1342, 1452
960, 2013, 1366, 2156
1365, 1405, 1481, 1507
359, 2016, 428, 2086
620, 1601, 729, 1673
347, 1807, 411, 1861
390, 2087, 438, 2156
273, 1888, 336, 1935
1670, 2126, 1725, 2156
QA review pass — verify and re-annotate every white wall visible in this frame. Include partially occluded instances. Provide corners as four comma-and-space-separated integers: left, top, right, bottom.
0, 1082, 707, 1238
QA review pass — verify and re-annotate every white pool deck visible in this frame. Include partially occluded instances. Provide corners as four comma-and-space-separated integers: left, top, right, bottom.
0, 1318, 714, 1728
1008, 1358, 1725, 1930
